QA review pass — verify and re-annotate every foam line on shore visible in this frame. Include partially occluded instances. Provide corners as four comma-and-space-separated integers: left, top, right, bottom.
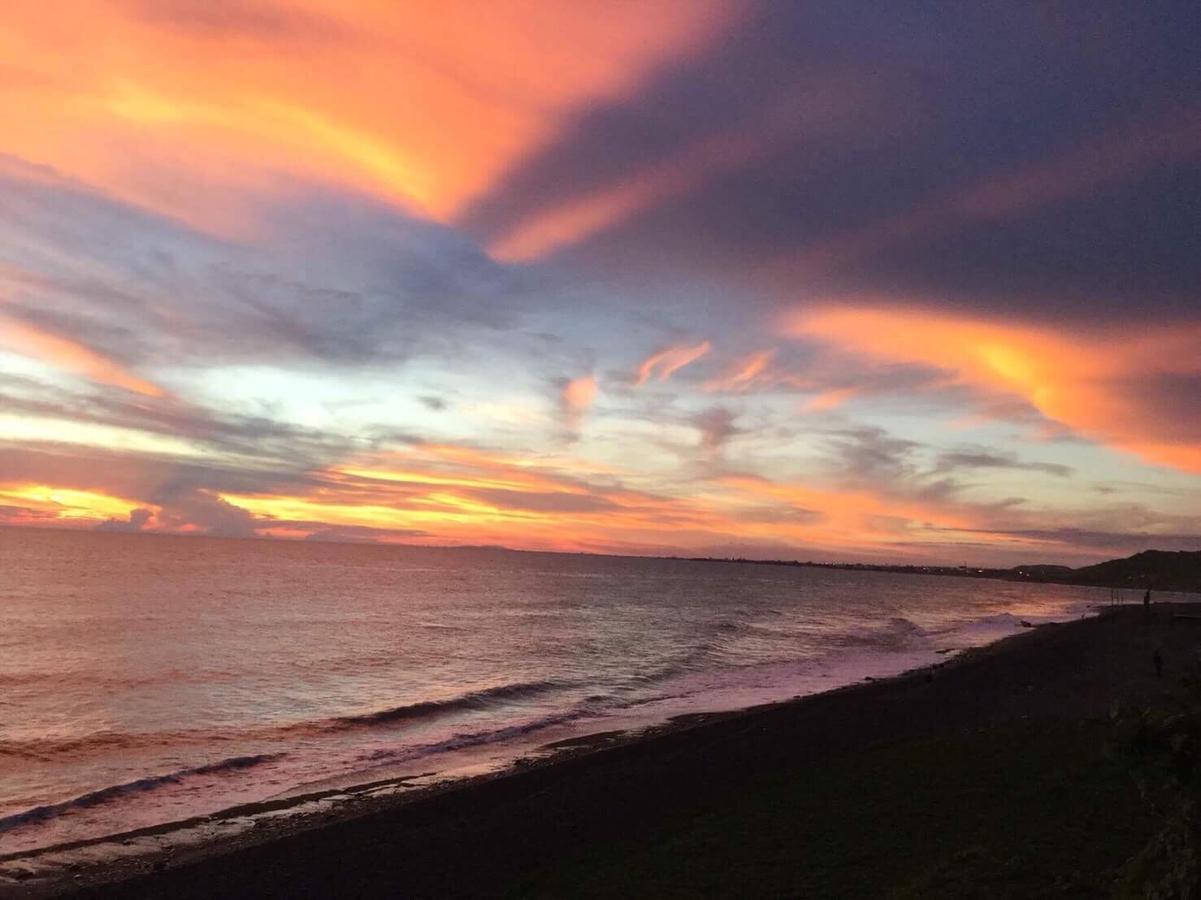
0, 755, 283, 835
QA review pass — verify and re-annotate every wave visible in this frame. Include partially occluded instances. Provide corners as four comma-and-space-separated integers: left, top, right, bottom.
834, 616, 933, 652
0, 680, 576, 761
323, 679, 569, 731
0, 753, 281, 834
0, 729, 213, 761
356, 708, 587, 765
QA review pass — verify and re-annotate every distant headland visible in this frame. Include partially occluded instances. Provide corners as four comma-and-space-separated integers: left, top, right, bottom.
683, 549, 1201, 595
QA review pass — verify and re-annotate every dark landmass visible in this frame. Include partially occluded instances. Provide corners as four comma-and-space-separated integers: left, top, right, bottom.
683, 548, 1201, 594
10, 602, 1201, 898
1069, 550, 1201, 592
16, 526, 1199, 594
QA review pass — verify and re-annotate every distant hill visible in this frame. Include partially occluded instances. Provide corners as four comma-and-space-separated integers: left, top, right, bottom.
1057, 550, 1201, 593
1012, 564, 1075, 579
687, 548, 1201, 594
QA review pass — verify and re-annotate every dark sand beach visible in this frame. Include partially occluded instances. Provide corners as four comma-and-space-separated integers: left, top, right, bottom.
9, 602, 1201, 898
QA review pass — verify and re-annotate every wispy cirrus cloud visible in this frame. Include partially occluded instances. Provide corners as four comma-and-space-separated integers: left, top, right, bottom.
703, 349, 776, 393
634, 340, 711, 386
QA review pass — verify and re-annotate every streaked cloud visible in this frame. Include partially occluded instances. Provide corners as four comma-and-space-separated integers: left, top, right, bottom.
635, 341, 711, 386
703, 349, 776, 393
0, 0, 736, 232
935, 449, 1073, 479
0, 312, 164, 397
488, 129, 772, 261
789, 304, 1201, 473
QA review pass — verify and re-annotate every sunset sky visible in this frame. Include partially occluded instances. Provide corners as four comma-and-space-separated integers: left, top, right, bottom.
2, 1, 1200, 565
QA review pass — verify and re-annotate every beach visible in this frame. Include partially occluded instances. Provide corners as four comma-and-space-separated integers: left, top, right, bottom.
5, 601, 1197, 897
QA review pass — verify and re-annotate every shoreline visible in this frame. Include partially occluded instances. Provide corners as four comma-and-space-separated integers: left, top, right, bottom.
0, 593, 1105, 869
0, 694, 787, 890
12, 601, 1198, 896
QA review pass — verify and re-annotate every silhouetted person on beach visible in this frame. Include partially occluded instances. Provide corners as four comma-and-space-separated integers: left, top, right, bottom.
1144, 588, 1152, 609
1154, 648, 1164, 679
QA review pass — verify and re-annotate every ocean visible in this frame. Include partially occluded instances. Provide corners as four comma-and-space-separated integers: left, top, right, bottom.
0, 528, 1111, 856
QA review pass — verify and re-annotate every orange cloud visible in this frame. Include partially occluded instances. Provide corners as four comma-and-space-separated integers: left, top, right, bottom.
488, 130, 765, 261
789, 304, 1201, 472
0, 313, 164, 396
0, 439, 1092, 562
802, 387, 857, 412
0, 0, 737, 234
704, 349, 775, 392
0, 483, 143, 523
331, 443, 984, 558
635, 340, 711, 385
342, 443, 591, 497
215, 441, 717, 551
561, 374, 598, 432
483, 72, 881, 261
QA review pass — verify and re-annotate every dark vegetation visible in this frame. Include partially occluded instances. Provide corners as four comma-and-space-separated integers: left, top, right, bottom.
1111, 670, 1201, 897
1071, 551, 1201, 594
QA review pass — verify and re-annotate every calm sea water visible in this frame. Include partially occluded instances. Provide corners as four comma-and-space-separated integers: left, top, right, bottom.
0, 528, 1111, 854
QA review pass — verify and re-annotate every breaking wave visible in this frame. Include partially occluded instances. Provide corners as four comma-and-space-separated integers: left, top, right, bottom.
0, 680, 576, 762
0, 754, 281, 834
323, 679, 570, 731
357, 709, 588, 766
834, 616, 933, 652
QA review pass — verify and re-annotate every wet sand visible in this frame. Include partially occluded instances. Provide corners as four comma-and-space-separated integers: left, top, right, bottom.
6, 602, 1199, 898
